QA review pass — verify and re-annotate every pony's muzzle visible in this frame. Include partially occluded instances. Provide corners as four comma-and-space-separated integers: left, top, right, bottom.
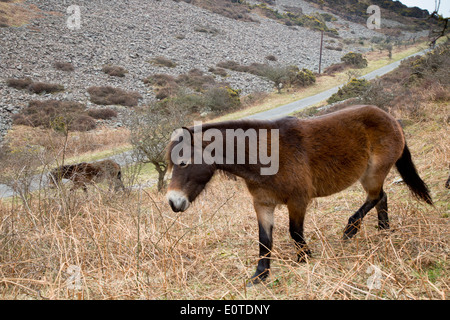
167, 190, 190, 212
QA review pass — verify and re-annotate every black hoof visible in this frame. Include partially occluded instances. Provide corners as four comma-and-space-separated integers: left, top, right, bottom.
342, 228, 358, 240
343, 219, 361, 240
378, 221, 390, 230
297, 249, 312, 263
247, 269, 269, 286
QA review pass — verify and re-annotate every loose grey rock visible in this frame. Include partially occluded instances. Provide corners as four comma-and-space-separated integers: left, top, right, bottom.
0, 0, 428, 142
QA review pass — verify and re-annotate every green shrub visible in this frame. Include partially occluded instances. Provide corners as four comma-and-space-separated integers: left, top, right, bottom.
292, 68, 316, 87
327, 78, 370, 104
204, 86, 241, 112
320, 13, 337, 22
341, 52, 368, 68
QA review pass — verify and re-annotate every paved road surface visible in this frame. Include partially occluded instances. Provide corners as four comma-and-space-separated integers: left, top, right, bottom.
0, 49, 428, 198
246, 49, 428, 120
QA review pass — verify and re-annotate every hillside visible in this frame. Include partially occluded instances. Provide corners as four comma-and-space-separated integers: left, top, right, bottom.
0, 0, 433, 141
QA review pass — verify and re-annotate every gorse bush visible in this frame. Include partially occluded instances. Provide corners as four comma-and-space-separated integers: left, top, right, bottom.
204, 86, 241, 112
217, 61, 315, 92
327, 78, 370, 104
341, 52, 368, 68
292, 68, 316, 87
252, 3, 338, 35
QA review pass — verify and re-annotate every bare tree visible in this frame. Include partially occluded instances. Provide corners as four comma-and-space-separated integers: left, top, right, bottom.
128, 101, 192, 192
428, 0, 449, 46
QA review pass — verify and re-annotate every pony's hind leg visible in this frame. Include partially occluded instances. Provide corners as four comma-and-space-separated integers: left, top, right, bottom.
344, 163, 390, 239
375, 191, 389, 230
343, 193, 382, 239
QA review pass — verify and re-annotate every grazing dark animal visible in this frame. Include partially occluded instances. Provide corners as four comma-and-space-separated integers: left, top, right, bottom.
49, 160, 125, 192
165, 105, 433, 284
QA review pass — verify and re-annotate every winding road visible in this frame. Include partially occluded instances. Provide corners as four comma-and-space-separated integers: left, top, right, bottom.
246, 49, 428, 120
0, 48, 428, 198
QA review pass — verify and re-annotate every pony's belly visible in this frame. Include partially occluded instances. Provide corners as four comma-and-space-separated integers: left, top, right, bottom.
312, 169, 364, 198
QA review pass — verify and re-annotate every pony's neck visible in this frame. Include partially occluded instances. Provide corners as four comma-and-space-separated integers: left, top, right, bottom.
216, 163, 262, 182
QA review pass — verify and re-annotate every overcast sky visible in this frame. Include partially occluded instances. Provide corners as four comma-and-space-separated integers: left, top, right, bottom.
399, 0, 450, 17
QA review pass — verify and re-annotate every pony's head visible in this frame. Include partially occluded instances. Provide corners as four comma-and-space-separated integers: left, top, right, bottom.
165, 127, 215, 212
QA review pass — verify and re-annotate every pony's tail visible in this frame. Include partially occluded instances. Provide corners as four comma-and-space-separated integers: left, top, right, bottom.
395, 143, 433, 205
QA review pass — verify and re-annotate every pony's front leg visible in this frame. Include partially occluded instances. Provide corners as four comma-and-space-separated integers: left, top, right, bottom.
249, 201, 275, 285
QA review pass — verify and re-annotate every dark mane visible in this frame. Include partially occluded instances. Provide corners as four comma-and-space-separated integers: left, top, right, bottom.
165, 118, 286, 170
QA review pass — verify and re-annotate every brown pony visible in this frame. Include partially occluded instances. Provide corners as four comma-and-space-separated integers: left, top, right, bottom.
165, 105, 433, 284
49, 160, 125, 192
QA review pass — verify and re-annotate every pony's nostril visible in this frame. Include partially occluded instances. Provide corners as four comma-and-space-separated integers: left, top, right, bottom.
169, 199, 176, 211
180, 199, 186, 211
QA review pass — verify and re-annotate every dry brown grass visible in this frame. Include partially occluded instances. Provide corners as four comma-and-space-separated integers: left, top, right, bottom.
0, 100, 448, 299
0, 0, 42, 28
3, 125, 130, 160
